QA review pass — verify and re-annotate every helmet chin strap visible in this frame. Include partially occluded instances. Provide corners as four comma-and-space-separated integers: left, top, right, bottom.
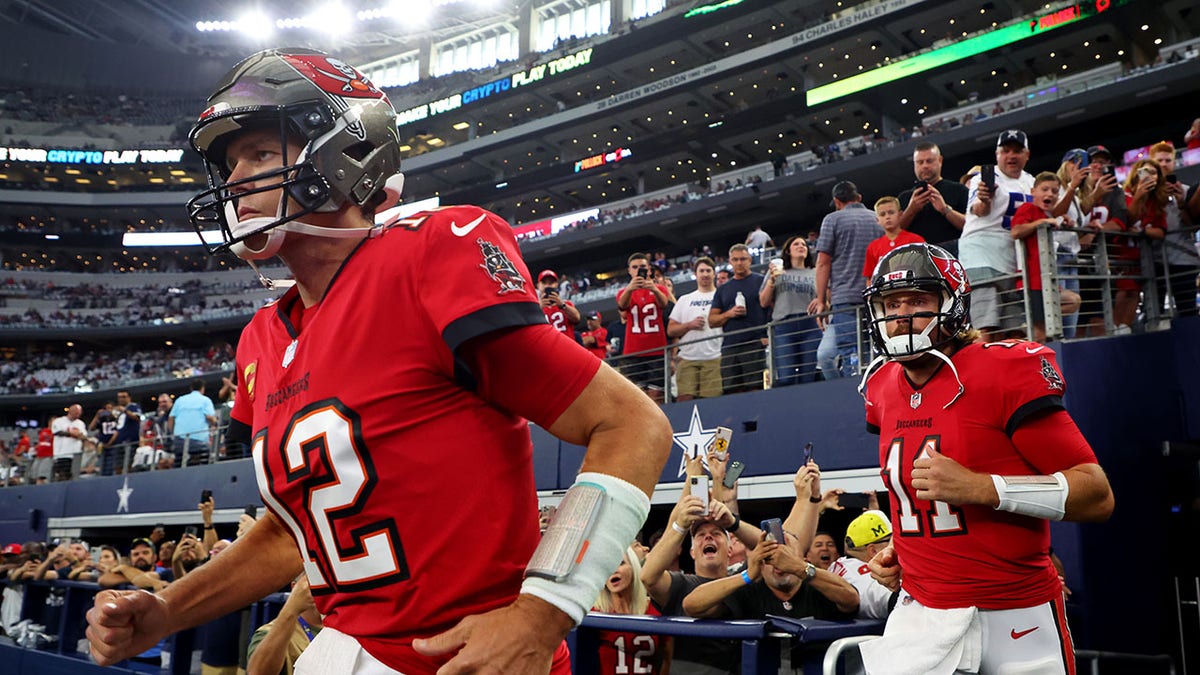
225, 214, 377, 290
860, 310, 966, 409
225, 173, 405, 289
881, 316, 939, 360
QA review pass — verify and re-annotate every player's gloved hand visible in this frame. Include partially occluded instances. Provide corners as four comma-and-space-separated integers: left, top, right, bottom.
86, 589, 171, 666
413, 594, 572, 675
868, 543, 902, 593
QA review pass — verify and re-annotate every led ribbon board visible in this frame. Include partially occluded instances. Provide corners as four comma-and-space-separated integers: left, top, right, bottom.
805, 0, 1130, 107
0, 147, 186, 164
574, 147, 632, 173
685, 0, 745, 18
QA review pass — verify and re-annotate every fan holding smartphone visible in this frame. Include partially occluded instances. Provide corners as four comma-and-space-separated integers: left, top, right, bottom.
961, 130, 1035, 339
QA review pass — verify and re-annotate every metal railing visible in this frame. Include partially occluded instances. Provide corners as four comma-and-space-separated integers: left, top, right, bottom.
0, 422, 245, 487
603, 225, 1199, 397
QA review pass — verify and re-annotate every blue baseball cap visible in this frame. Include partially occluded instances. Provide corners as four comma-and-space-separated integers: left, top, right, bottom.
1061, 148, 1089, 168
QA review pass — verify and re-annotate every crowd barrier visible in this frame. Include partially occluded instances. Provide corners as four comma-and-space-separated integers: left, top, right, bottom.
1, 423, 244, 488
0, 579, 889, 675
606, 224, 1199, 398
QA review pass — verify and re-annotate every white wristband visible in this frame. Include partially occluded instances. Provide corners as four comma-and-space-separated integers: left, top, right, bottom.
522, 472, 650, 625
671, 521, 688, 535
991, 472, 1069, 521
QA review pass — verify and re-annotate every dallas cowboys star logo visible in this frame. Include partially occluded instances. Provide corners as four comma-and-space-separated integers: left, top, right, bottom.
116, 476, 133, 513
672, 405, 717, 477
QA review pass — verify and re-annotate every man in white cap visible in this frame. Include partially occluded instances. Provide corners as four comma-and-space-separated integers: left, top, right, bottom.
958, 129, 1035, 341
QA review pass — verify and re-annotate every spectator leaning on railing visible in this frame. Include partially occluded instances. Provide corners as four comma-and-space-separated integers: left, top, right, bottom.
668, 256, 723, 400
1148, 141, 1199, 316
50, 404, 87, 482
959, 130, 1035, 341
167, 379, 217, 466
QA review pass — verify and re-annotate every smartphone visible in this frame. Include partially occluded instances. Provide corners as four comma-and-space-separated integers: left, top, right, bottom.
1137, 167, 1155, 182
200, 489, 213, 504
979, 164, 995, 190
723, 460, 745, 489
712, 426, 733, 460
244, 504, 258, 519
184, 525, 198, 538
637, 267, 649, 279
689, 475, 710, 515
761, 517, 786, 544
803, 442, 814, 464
913, 180, 929, 191
1102, 165, 1116, 177
1165, 174, 1178, 184
839, 492, 872, 510
542, 286, 555, 297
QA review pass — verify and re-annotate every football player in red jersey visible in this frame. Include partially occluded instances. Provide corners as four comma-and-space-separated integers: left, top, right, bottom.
857, 243, 1114, 674
536, 269, 582, 337
85, 48, 672, 675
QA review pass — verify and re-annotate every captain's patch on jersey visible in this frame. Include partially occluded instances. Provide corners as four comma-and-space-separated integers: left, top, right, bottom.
1040, 356, 1063, 391
477, 237, 526, 295
244, 361, 258, 403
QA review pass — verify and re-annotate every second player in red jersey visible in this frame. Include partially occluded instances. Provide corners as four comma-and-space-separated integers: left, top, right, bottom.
856, 243, 1113, 674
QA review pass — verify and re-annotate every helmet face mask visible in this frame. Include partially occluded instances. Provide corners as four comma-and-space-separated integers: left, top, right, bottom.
863, 244, 972, 361
186, 48, 401, 257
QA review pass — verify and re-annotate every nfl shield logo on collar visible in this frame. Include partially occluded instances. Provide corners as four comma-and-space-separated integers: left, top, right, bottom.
910, 392, 922, 409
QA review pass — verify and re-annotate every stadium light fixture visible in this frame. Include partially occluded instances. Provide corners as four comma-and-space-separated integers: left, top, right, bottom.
236, 11, 275, 38
310, 3, 354, 35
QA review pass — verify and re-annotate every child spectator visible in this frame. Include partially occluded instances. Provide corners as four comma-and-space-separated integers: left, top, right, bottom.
1010, 172, 1082, 342
863, 197, 925, 281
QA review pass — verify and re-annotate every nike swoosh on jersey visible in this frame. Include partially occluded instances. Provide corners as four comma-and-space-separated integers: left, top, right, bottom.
450, 213, 487, 237
1010, 626, 1039, 640
1024, 345, 1046, 354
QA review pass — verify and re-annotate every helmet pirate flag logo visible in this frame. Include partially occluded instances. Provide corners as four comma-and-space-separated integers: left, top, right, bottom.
281, 54, 388, 103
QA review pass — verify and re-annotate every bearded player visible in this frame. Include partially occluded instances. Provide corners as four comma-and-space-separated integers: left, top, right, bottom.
856, 243, 1113, 674
85, 48, 672, 675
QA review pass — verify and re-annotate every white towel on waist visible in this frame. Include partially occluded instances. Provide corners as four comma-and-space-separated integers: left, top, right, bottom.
859, 595, 981, 675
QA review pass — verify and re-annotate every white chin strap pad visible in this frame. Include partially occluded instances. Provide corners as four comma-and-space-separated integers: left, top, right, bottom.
227, 215, 376, 262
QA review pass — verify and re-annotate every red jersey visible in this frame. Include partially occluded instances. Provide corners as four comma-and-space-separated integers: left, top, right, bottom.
15, 435, 30, 456
1011, 202, 1050, 291
36, 428, 53, 458
543, 301, 577, 336
622, 286, 668, 356
863, 230, 925, 279
1121, 193, 1167, 260
596, 604, 668, 675
231, 205, 595, 673
581, 326, 609, 360
863, 341, 1097, 610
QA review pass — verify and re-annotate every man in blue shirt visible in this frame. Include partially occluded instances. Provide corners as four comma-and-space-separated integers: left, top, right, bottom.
709, 244, 771, 393
168, 380, 217, 466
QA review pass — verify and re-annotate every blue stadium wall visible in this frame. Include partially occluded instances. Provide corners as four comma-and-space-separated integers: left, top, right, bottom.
3, 317, 1198, 665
